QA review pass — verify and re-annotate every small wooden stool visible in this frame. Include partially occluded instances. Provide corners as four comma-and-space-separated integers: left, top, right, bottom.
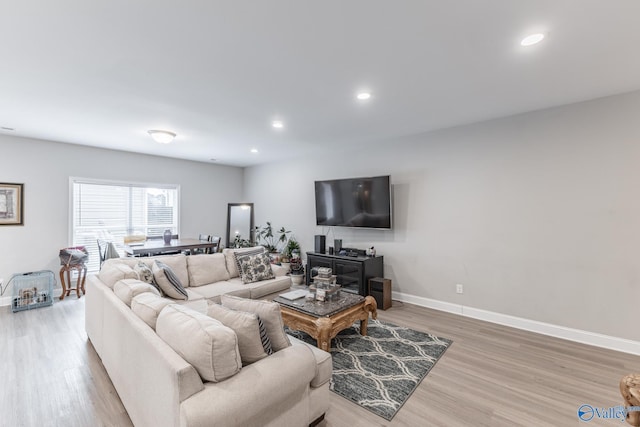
59, 264, 87, 300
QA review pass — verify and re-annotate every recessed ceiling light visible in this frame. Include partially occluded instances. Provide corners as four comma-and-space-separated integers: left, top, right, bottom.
250, 148, 259, 154
356, 92, 371, 100
148, 130, 176, 144
521, 33, 545, 47
272, 121, 284, 129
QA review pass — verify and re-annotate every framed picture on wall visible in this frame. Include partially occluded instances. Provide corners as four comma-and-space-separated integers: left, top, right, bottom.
0, 182, 24, 226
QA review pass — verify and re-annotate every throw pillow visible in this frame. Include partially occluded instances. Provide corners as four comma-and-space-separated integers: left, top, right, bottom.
133, 261, 163, 295
113, 279, 161, 307
207, 303, 273, 365
131, 293, 173, 330
224, 246, 266, 278
152, 261, 188, 300
156, 304, 241, 382
221, 295, 291, 352
236, 252, 275, 284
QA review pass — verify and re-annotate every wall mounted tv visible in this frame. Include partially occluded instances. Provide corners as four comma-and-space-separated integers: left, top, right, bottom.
315, 175, 392, 229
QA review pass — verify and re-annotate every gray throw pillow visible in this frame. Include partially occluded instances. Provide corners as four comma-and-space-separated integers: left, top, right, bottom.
152, 260, 188, 300
236, 252, 275, 284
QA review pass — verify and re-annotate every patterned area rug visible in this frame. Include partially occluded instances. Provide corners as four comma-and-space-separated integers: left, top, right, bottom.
287, 320, 452, 420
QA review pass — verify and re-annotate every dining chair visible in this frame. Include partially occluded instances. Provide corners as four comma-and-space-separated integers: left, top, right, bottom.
97, 239, 120, 268
97, 239, 108, 267
192, 234, 220, 254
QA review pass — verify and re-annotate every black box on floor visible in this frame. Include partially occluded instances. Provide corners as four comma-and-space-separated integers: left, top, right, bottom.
369, 277, 392, 310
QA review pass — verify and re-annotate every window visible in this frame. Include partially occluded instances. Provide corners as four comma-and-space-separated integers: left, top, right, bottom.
71, 178, 180, 272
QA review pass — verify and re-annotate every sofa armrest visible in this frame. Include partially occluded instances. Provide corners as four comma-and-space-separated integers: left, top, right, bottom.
271, 264, 288, 277
180, 344, 316, 427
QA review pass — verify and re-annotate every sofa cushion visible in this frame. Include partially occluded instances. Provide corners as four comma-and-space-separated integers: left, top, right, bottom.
221, 295, 291, 352
288, 335, 332, 388
173, 290, 208, 314
131, 292, 173, 329
153, 261, 188, 300
242, 275, 292, 299
133, 261, 163, 295
236, 252, 275, 284
156, 304, 241, 382
185, 281, 250, 303
98, 263, 138, 289
223, 246, 265, 279
207, 303, 273, 365
114, 279, 161, 307
187, 253, 230, 287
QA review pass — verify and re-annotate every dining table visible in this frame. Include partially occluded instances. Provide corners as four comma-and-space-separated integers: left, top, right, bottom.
123, 238, 216, 257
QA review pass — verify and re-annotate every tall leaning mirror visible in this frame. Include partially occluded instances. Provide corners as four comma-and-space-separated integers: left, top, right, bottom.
226, 203, 254, 248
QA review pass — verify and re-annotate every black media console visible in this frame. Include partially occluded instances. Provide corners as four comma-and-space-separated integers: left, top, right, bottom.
306, 251, 384, 296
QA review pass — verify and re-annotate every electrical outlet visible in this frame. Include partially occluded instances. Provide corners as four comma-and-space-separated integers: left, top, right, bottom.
456, 284, 463, 294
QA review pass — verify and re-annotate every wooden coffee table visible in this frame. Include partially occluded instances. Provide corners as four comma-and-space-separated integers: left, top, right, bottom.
274, 292, 377, 352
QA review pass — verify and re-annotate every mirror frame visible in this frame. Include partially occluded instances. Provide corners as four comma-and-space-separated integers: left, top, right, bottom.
226, 203, 255, 248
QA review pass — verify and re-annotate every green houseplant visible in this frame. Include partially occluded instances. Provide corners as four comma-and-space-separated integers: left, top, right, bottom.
254, 222, 290, 253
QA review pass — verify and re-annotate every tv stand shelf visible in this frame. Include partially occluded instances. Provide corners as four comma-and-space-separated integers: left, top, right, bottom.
306, 252, 383, 296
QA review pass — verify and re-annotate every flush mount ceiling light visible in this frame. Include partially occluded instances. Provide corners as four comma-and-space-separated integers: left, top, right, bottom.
272, 121, 284, 129
148, 130, 176, 144
250, 148, 259, 153
521, 33, 545, 46
356, 92, 371, 100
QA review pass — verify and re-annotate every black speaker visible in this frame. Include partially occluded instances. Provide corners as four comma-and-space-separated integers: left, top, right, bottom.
314, 235, 326, 253
334, 239, 342, 253
369, 277, 392, 310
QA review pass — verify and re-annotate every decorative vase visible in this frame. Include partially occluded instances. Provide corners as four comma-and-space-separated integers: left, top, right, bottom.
163, 229, 172, 244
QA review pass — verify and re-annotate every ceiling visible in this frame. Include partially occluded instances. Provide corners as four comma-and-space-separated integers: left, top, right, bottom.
2, 1, 640, 167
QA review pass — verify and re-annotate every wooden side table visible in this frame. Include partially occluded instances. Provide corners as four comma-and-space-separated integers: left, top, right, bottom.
59, 264, 87, 300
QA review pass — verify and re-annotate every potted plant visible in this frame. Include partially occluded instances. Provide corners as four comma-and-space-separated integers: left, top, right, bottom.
254, 222, 290, 254
233, 234, 252, 248
286, 239, 304, 285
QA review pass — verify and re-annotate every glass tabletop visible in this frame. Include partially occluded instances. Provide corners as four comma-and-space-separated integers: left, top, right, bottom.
274, 291, 364, 317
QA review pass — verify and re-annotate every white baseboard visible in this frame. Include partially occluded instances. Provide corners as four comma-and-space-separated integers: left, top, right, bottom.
393, 291, 640, 356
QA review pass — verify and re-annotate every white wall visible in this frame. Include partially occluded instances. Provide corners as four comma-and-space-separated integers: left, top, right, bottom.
244, 90, 640, 342
0, 136, 243, 298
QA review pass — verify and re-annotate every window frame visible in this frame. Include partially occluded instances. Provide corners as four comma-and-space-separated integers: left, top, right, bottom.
69, 177, 181, 271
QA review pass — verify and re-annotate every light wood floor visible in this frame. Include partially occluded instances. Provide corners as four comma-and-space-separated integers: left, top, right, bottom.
1, 298, 637, 427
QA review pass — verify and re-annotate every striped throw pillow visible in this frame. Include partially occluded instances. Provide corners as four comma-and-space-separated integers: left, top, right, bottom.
152, 260, 188, 300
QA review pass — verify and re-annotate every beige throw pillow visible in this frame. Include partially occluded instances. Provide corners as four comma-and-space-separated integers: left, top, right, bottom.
207, 303, 273, 365
156, 304, 241, 382
221, 295, 291, 352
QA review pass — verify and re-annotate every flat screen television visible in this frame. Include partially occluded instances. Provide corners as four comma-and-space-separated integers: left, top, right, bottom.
315, 175, 392, 229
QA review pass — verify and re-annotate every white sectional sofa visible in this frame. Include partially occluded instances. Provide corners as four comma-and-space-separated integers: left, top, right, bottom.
85, 248, 331, 427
